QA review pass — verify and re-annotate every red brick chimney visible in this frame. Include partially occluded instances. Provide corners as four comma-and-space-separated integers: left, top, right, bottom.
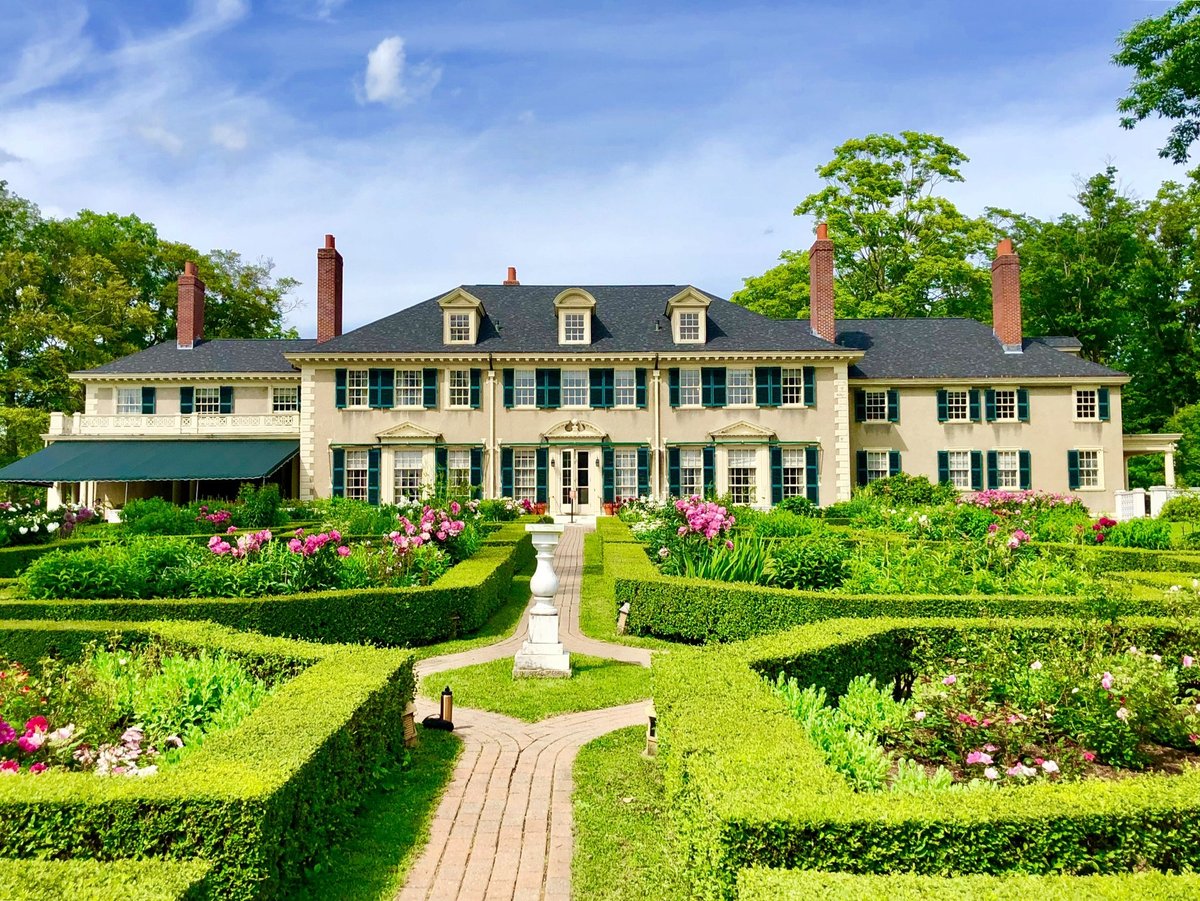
503, 266, 520, 286
809, 222, 835, 343
991, 238, 1022, 351
177, 260, 205, 350
316, 234, 343, 343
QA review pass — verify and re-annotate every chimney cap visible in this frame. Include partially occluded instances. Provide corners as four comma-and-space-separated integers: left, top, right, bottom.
996, 237, 1014, 256
183, 260, 197, 276
324, 234, 336, 249
816, 222, 829, 240
503, 266, 520, 286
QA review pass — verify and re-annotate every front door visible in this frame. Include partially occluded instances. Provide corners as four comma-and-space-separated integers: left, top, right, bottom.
559, 448, 599, 516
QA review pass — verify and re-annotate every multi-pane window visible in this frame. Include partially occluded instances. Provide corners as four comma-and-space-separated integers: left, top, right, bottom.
514, 370, 536, 407
272, 386, 300, 413
993, 389, 1018, 421
448, 312, 472, 342
393, 450, 423, 502
727, 449, 757, 506
782, 369, 804, 406
678, 311, 701, 341
945, 390, 970, 422
194, 386, 222, 414
679, 368, 701, 406
562, 370, 589, 407
397, 370, 423, 407
614, 370, 637, 407
995, 450, 1021, 489
562, 313, 587, 343
614, 449, 638, 500
447, 449, 471, 490
345, 449, 369, 501
1075, 389, 1099, 420
947, 450, 973, 489
448, 370, 471, 408
513, 449, 537, 502
781, 448, 806, 498
865, 450, 891, 483
679, 448, 703, 497
863, 390, 889, 421
728, 369, 754, 406
346, 370, 369, 407
1077, 449, 1101, 488
116, 387, 140, 414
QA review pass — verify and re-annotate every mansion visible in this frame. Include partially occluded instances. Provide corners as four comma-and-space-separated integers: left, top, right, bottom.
0, 228, 1157, 516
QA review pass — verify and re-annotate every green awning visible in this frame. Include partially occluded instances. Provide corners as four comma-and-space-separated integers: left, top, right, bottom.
0, 440, 300, 484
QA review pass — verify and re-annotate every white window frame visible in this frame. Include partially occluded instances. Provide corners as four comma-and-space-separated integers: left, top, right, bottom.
194, 386, 222, 415
560, 311, 589, 345
116, 387, 141, 415
993, 388, 1018, 422
678, 368, 702, 407
396, 369, 424, 408
947, 449, 973, 490
727, 368, 754, 407
865, 450, 890, 484
447, 312, 473, 343
679, 447, 703, 497
781, 448, 806, 498
994, 449, 1021, 489
448, 370, 472, 409
614, 449, 638, 500
562, 370, 589, 408
863, 390, 889, 422
1076, 448, 1103, 490
614, 369, 637, 408
944, 389, 971, 422
513, 369, 536, 408
345, 449, 369, 501
392, 450, 424, 502
513, 448, 538, 502
272, 386, 299, 413
346, 369, 369, 408
675, 310, 703, 343
447, 449, 472, 490
782, 368, 804, 407
1074, 388, 1100, 422
726, 448, 758, 506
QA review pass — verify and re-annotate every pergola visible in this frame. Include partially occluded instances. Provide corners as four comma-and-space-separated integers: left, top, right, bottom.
1123, 433, 1183, 487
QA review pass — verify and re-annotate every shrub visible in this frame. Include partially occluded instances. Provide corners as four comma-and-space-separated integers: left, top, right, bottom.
1105, 518, 1173, 550
776, 496, 817, 517
765, 534, 850, 590
21, 538, 200, 600
232, 483, 284, 529
120, 498, 207, 536
857, 473, 957, 507
1161, 493, 1200, 522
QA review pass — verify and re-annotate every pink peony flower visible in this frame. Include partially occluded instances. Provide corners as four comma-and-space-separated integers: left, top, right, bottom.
966, 751, 993, 766
983, 767, 999, 780
336, 545, 351, 557
913, 710, 926, 722
658, 547, 669, 559
28, 762, 46, 774
0, 760, 17, 775
1006, 764, 1036, 778
725, 540, 734, 550
942, 675, 957, 686
1184, 655, 1195, 669
1041, 760, 1059, 774
1083, 751, 1096, 762
1116, 707, 1130, 721
1100, 672, 1114, 690
1029, 660, 1042, 671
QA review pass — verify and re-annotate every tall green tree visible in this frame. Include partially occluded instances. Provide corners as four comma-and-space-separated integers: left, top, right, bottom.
1115, 0, 1200, 163
729, 249, 810, 319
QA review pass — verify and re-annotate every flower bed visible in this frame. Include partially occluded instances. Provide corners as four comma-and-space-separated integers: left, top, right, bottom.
0, 618, 415, 900
0, 501, 95, 548
654, 616, 1200, 899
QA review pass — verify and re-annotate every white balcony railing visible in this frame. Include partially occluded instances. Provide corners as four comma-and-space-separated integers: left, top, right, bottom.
49, 411, 301, 437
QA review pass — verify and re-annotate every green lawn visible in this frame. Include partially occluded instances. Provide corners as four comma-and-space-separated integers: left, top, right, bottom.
572, 726, 687, 901
420, 654, 650, 722
578, 535, 677, 652
295, 727, 461, 901
409, 570, 532, 662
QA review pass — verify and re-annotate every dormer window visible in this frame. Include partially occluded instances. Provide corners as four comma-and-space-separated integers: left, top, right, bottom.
448, 312, 472, 342
438, 288, 484, 345
665, 286, 711, 344
678, 312, 701, 342
553, 288, 597, 346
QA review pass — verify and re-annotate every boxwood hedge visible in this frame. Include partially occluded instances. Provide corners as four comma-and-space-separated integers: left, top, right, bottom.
654, 616, 1200, 900
0, 859, 213, 900
0, 526, 533, 647
0, 618, 415, 900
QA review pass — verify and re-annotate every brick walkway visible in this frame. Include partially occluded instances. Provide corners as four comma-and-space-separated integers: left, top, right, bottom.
397, 525, 650, 901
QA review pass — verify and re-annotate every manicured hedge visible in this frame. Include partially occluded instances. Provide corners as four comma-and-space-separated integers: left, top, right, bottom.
0, 859, 213, 900
0, 619, 415, 900
0, 528, 533, 647
736, 868, 1200, 901
654, 616, 1200, 900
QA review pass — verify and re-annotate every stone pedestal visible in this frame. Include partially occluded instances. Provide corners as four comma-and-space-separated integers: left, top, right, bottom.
514, 524, 571, 678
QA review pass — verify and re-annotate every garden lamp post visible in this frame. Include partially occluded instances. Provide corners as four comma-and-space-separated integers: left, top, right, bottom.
514, 523, 571, 677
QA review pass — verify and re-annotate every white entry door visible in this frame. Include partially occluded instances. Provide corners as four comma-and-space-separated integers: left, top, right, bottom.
559, 448, 599, 516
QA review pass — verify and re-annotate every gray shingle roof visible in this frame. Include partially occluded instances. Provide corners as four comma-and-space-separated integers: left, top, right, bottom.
313, 285, 842, 354
829, 318, 1125, 380
80, 339, 314, 375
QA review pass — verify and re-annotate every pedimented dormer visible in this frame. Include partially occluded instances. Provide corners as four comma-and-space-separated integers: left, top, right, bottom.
665, 287, 711, 344
553, 288, 597, 346
438, 288, 485, 346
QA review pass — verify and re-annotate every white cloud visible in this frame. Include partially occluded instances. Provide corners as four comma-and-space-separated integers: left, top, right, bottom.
359, 35, 440, 106
136, 124, 185, 156
211, 123, 248, 151
314, 0, 348, 20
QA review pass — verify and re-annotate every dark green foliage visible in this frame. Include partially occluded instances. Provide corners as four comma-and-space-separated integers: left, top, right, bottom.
856, 473, 958, 507
764, 534, 850, 590
120, 498, 209, 536
0, 859, 213, 900
234, 483, 284, 528
1162, 493, 1200, 522
775, 496, 817, 517
1105, 519, 1174, 550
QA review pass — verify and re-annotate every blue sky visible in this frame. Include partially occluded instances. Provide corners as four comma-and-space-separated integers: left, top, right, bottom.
0, 0, 1185, 333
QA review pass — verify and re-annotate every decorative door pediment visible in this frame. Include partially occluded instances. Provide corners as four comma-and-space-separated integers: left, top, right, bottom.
709, 420, 777, 442
376, 421, 442, 444
542, 418, 608, 441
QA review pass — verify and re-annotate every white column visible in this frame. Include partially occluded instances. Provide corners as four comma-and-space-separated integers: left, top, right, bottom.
652, 369, 663, 498
487, 370, 498, 498
1166, 450, 1177, 488
513, 525, 570, 677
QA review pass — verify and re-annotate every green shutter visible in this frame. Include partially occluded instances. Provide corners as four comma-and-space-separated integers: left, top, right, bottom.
1017, 389, 1030, 422
886, 390, 899, 423
501, 448, 514, 497
590, 368, 614, 409
703, 446, 716, 496
803, 366, 816, 407
1019, 450, 1032, 490
180, 386, 193, 415
141, 387, 156, 415
537, 369, 561, 409
368, 370, 380, 408
219, 386, 233, 414
367, 448, 380, 505
1098, 387, 1111, 421
937, 450, 949, 484
535, 447, 549, 504
805, 446, 819, 504
756, 367, 780, 408
331, 448, 345, 498
702, 367, 726, 408
969, 389, 981, 422
936, 390, 949, 423
854, 389, 866, 422
435, 447, 448, 492
602, 447, 616, 504
667, 447, 681, 496
469, 369, 482, 409
971, 450, 983, 491
856, 450, 868, 486
470, 448, 483, 499
770, 445, 783, 505
503, 369, 515, 409
888, 450, 901, 476
369, 369, 394, 409
986, 451, 999, 490
635, 369, 648, 408
1067, 450, 1080, 491
668, 368, 680, 407
984, 389, 996, 422
637, 447, 650, 497
423, 369, 438, 409
335, 369, 347, 409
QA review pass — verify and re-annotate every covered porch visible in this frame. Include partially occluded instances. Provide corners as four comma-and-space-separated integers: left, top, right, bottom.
1117, 433, 1184, 520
